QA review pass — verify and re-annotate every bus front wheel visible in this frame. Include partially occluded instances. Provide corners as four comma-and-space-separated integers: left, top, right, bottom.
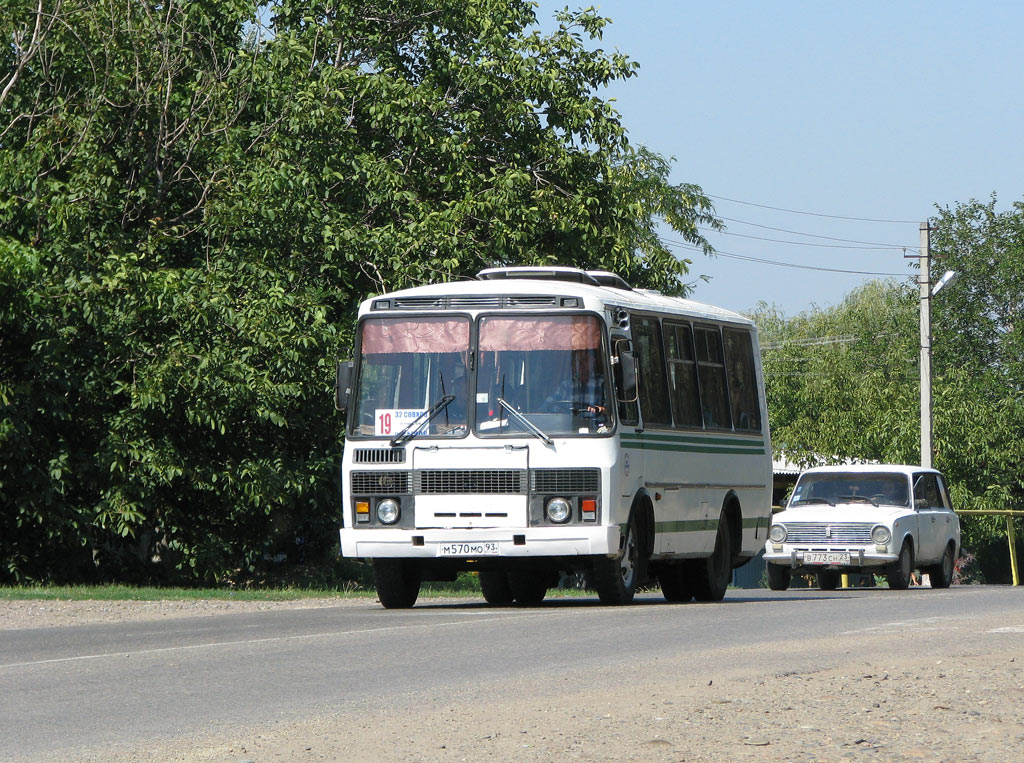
373, 559, 421, 609
593, 516, 642, 605
479, 570, 514, 605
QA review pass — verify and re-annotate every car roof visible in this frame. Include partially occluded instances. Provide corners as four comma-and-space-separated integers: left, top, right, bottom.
798, 464, 940, 478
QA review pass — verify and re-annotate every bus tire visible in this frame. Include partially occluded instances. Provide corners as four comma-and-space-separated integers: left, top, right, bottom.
886, 540, 914, 590
692, 513, 732, 602
372, 559, 421, 609
658, 563, 694, 603
479, 570, 514, 605
508, 571, 547, 605
766, 563, 791, 591
593, 515, 641, 605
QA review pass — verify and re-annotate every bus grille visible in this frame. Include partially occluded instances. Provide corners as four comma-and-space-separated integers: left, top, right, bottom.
531, 468, 600, 494
351, 471, 411, 495
416, 469, 526, 494
352, 448, 405, 464
784, 522, 874, 544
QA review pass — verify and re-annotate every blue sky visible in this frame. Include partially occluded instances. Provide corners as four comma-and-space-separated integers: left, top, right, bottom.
535, 1, 1024, 316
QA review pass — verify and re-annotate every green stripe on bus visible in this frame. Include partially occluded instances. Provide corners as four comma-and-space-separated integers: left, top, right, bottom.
655, 519, 719, 533
621, 432, 766, 448
654, 516, 765, 534
620, 441, 765, 456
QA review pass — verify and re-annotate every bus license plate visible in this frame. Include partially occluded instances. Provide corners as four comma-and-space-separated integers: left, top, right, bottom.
439, 542, 499, 557
804, 552, 850, 565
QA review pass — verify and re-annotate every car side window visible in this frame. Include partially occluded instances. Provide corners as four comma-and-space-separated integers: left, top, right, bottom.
913, 473, 943, 509
935, 475, 953, 511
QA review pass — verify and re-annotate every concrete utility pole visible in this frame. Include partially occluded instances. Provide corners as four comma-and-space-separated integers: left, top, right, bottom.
919, 222, 932, 469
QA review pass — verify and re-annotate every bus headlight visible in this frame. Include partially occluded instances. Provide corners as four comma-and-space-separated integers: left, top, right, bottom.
377, 498, 400, 524
768, 524, 787, 543
546, 497, 572, 523
871, 525, 891, 544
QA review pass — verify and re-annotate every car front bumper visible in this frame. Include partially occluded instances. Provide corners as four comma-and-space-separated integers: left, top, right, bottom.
764, 547, 899, 569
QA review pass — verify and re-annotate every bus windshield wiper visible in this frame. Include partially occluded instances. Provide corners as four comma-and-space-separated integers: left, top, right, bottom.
390, 395, 455, 447
496, 397, 553, 446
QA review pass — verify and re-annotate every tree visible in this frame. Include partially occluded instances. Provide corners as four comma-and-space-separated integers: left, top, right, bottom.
929, 196, 1024, 563
1, 1, 718, 582
752, 280, 920, 469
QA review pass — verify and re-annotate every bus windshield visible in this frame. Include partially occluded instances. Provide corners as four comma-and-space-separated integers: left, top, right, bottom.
353, 316, 470, 438
475, 315, 611, 437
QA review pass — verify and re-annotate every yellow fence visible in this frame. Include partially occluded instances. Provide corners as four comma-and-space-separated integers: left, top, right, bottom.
956, 510, 1022, 586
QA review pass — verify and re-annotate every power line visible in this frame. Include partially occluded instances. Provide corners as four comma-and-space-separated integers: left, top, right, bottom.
662, 237, 910, 277
701, 226, 915, 252
707, 194, 920, 224
717, 216, 920, 249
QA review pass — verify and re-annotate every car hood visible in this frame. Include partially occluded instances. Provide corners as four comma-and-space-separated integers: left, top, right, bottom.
772, 505, 913, 525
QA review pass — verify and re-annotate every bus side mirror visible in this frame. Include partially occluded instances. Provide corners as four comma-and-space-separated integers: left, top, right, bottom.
617, 350, 638, 403
335, 360, 353, 413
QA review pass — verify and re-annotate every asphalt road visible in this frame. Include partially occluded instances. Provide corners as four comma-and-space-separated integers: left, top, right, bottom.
2, 586, 1021, 760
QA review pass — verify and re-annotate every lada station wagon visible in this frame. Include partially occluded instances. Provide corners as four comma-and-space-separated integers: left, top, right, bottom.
764, 464, 960, 591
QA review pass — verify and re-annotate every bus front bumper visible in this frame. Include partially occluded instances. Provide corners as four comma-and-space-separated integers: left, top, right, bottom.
339, 525, 620, 559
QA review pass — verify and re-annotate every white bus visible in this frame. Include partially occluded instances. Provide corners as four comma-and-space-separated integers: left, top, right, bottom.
336, 266, 772, 607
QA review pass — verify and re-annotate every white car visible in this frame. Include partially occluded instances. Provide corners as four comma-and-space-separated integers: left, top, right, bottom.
764, 464, 960, 590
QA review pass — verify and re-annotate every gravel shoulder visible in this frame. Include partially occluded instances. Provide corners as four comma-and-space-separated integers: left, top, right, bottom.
7, 596, 1023, 762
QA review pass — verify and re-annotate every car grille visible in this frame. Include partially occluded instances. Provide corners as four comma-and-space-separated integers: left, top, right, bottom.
416, 469, 526, 494
785, 522, 874, 544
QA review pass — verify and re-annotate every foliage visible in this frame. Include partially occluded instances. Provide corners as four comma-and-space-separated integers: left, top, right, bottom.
751, 279, 920, 467
929, 196, 1024, 553
0, 1, 716, 583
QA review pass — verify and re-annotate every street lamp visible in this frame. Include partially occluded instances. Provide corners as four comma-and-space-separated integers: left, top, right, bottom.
919, 222, 957, 469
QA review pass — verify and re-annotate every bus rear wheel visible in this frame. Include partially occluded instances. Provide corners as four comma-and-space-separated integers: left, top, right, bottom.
658, 563, 694, 603
372, 559, 421, 609
479, 570, 514, 605
692, 513, 732, 602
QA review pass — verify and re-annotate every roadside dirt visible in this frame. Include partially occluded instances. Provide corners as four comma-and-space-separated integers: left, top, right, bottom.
6, 597, 1023, 762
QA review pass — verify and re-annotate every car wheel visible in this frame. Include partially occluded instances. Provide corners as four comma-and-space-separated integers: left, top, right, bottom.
766, 563, 791, 591
658, 563, 694, 602
927, 543, 955, 589
593, 514, 642, 605
816, 570, 840, 590
372, 559, 421, 609
886, 540, 914, 590
479, 570, 514, 605
507, 571, 548, 605
693, 512, 732, 602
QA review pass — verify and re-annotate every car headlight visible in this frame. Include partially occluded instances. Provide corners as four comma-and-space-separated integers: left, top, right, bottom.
546, 497, 572, 523
768, 524, 787, 543
871, 525, 891, 544
377, 498, 400, 524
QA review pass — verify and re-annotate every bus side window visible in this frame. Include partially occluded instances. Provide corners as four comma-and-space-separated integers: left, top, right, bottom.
665, 321, 703, 428
632, 316, 672, 427
724, 328, 762, 432
694, 325, 732, 430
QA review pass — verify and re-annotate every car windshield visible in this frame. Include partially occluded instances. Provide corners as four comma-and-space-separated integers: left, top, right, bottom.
475, 315, 611, 437
352, 316, 470, 438
789, 472, 910, 508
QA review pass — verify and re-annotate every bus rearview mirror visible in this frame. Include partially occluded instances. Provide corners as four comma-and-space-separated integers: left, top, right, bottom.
335, 360, 353, 413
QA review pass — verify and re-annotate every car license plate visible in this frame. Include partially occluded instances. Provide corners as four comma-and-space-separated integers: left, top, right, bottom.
804, 551, 850, 565
438, 542, 499, 557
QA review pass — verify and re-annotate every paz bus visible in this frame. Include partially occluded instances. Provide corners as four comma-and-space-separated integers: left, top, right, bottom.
335, 266, 772, 607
